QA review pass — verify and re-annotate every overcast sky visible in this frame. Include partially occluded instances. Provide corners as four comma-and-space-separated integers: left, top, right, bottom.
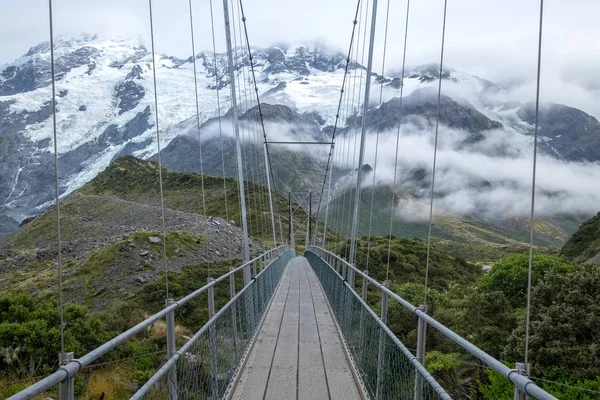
2, 0, 600, 117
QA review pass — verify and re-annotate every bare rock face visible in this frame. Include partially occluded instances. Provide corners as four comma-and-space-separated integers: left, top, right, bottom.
586, 252, 600, 265
518, 102, 600, 162
0, 216, 18, 239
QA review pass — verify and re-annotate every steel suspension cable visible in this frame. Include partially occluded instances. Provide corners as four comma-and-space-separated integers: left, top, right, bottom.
365, 0, 391, 272
147, 0, 170, 298
423, 0, 448, 307
187, 0, 207, 217
356, 0, 371, 114
235, 4, 264, 245
348, 0, 378, 281
222, 0, 251, 264
234, 5, 265, 242
238, 0, 279, 247
229, 0, 255, 241
208, 0, 234, 270
336, 28, 359, 256
340, 50, 358, 252
47, 0, 65, 357
345, 0, 370, 261
338, 0, 364, 258
314, 0, 362, 248
385, 0, 410, 282
379, 0, 391, 105
525, 0, 545, 367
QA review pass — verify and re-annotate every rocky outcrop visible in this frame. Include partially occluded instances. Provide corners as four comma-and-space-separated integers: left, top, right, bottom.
0, 216, 18, 239
518, 103, 600, 162
346, 88, 503, 138
116, 65, 145, 114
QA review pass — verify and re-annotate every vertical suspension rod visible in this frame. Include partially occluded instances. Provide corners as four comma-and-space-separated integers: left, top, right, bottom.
148, 0, 170, 298
222, 0, 251, 275
188, 0, 207, 217
317, 0, 363, 246
348, 0, 379, 284
238, 0, 278, 248
47, 0, 65, 358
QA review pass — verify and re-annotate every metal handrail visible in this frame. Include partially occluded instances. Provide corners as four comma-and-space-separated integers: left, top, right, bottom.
306, 246, 558, 400
342, 271, 452, 400
131, 247, 293, 399
8, 246, 291, 400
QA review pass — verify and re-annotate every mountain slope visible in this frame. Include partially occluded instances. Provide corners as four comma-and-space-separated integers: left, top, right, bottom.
157, 103, 334, 195
324, 184, 572, 251
0, 156, 312, 308
561, 211, 600, 264
347, 88, 503, 138
518, 103, 600, 162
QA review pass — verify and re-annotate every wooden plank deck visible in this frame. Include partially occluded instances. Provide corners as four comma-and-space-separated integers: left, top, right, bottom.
230, 257, 364, 400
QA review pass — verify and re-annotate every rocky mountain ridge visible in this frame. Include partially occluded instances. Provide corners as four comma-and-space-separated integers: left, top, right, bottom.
2, 35, 600, 242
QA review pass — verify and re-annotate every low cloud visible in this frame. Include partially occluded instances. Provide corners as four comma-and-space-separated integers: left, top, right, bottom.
334, 118, 600, 222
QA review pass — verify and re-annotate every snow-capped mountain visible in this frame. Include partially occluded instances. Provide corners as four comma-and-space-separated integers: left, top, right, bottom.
0, 36, 359, 228
1, 34, 600, 239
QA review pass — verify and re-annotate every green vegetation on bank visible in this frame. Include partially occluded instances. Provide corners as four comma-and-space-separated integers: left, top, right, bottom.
333, 236, 482, 288
360, 249, 599, 399
80, 156, 301, 241
561, 211, 600, 263
0, 259, 242, 399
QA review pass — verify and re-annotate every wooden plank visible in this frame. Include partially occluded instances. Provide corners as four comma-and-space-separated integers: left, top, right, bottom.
231, 257, 362, 400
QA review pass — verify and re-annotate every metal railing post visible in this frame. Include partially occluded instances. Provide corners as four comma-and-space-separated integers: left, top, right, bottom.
361, 272, 369, 299
514, 363, 531, 400
347, 265, 355, 289
414, 305, 429, 400
375, 284, 389, 400
230, 268, 239, 364
358, 270, 369, 367
58, 352, 74, 400
208, 279, 218, 400
165, 299, 178, 400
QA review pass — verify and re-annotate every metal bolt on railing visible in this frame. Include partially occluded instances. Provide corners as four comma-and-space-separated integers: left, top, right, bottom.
514, 363, 531, 400
58, 352, 74, 400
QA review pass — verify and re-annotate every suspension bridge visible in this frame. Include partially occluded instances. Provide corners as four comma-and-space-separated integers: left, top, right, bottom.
7, 0, 565, 398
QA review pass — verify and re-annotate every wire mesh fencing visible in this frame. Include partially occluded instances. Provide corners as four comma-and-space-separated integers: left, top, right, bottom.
131, 248, 294, 400
305, 250, 450, 400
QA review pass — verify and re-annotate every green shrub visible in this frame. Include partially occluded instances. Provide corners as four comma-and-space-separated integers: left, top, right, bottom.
481, 253, 575, 308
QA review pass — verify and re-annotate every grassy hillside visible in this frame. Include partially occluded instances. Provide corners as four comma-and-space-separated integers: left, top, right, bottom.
332, 236, 482, 289
561, 211, 600, 264
0, 156, 316, 309
80, 156, 296, 242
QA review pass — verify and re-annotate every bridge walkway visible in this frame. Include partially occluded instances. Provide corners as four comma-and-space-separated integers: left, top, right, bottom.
230, 256, 364, 400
